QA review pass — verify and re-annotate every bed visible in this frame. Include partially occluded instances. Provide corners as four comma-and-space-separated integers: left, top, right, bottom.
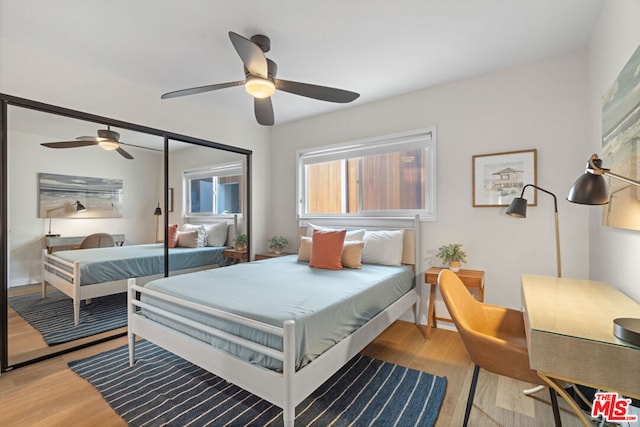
41, 243, 229, 325
127, 217, 422, 426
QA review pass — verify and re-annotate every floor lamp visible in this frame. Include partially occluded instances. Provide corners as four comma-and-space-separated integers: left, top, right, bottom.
506, 184, 563, 397
154, 202, 162, 243
506, 184, 562, 278
567, 153, 640, 346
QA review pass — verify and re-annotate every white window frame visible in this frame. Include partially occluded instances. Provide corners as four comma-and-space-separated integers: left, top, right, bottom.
183, 161, 244, 218
296, 127, 437, 220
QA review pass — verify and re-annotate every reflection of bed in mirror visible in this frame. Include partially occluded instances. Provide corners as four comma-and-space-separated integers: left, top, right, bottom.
128, 218, 421, 426
42, 235, 232, 325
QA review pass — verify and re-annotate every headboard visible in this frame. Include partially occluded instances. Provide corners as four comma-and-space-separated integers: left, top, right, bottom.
297, 215, 421, 269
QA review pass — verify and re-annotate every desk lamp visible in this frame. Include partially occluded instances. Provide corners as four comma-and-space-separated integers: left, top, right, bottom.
154, 202, 162, 242
46, 200, 87, 237
567, 153, 640, 346
506, 184, 562, 278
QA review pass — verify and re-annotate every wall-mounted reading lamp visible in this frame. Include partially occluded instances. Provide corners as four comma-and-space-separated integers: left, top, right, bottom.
506, 184, 562, 278
46, 200, 87, 237
567, 153, 640, 346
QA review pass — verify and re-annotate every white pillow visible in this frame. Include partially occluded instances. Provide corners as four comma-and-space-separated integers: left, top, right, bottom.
203, 222, 228, 247
176, 230, 199, 248
361, 229, 405, 266
179, 224, 206, 247
306, 223, 365, 241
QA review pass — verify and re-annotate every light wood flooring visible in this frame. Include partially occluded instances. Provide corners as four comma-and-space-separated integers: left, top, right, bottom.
0, 321, 585, 426
7, 284, 125, 366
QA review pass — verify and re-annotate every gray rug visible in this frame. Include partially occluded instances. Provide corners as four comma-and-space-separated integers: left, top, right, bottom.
8, 289, 127, 345
69, 340, 447, 426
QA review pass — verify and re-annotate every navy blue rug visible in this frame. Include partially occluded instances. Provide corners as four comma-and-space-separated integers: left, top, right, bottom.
69, 340, 447, 426
8, 290, 127, 345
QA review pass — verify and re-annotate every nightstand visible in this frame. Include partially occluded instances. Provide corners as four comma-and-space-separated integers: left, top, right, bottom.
255, 252, 295, 261
223, 248, 248, 264
424, 267, 485, 338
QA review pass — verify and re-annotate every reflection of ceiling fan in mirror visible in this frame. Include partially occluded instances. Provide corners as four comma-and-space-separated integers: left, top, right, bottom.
40, 126, 161, 160
161, 31, 360, 126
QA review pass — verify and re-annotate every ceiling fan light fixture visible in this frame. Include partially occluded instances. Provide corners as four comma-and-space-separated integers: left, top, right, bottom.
245, 77, 275, 99
98, 140, 120, 151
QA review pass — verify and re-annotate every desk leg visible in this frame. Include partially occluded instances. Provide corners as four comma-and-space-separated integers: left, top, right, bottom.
538, 371, 590, 427
426, 284, 436, 338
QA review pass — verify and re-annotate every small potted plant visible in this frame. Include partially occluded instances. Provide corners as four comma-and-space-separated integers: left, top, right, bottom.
268, 235, 288, 255
437, 243, 467, 272
233, 233, 248, 250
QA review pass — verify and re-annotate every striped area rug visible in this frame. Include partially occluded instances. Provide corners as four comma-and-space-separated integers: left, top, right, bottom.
69, 340, 447, 426
8, 290, 127, 345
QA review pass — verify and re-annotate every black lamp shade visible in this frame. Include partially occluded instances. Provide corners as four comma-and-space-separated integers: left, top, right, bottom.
567, 173, 609, 205
154, 202, 162, 216
506, 197, 528, 218
75, 201, 87, 212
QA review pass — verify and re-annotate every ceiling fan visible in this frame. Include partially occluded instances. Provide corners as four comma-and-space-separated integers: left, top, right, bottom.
40, 126, 160, 159
160, 31, 360, 126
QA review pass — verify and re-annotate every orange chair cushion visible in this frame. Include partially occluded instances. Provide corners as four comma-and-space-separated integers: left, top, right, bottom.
438, 269, 543, 386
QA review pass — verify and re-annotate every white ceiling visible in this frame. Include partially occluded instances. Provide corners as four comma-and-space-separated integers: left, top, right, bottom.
1, 0, 603, 125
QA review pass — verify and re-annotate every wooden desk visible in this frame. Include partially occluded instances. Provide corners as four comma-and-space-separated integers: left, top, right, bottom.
43, 234, 125, 253
424, 267, 484, 338
223, 248, 248, 264
522, 275, 640, 426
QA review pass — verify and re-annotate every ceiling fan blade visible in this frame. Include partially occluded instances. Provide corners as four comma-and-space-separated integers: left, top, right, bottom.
275, 79, 360, 103
254, 97, 274, 126
161, 81, 244, 99
228, 31, 268, 79
116, 147, 134, 159
41, 141, 99, 149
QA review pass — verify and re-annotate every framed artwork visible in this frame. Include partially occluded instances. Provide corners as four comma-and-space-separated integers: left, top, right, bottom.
38, 172, 123, 218
601, 42, 640, 230
168, 188, 174, 213
472, 149, 537, 207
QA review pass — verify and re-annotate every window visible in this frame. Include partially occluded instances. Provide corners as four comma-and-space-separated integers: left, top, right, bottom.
183, 163, 243, 216
297, 128, 436, 219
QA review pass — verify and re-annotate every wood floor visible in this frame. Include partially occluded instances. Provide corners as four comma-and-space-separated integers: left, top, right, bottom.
0, 321, 585, 427
7, 284, 125, 366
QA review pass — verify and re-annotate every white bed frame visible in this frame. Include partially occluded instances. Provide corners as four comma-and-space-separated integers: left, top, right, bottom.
127, 216, 423, 426
41, 249, 223, 326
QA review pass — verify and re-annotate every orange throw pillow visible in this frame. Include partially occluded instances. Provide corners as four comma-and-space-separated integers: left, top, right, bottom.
167, 224, 179, 248
309, 229, 346, 270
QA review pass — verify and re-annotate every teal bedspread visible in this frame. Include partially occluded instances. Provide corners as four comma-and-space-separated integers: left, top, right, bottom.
52, 244, 227, 285
141, 255, 415, 370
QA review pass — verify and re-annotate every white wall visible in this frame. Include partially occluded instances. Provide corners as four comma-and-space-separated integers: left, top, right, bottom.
588, 0, 640, 301
271, 50, 591, 313
1, 37, 272, 265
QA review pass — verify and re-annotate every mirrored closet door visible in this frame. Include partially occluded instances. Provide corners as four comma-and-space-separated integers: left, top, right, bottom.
1, 94, 251, 370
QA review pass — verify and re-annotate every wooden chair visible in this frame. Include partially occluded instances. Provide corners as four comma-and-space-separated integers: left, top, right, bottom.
438, 269, 561, 426
79, 233, 115, 249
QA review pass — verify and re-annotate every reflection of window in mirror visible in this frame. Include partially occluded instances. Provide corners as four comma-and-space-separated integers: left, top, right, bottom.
184, 163, 244, 216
